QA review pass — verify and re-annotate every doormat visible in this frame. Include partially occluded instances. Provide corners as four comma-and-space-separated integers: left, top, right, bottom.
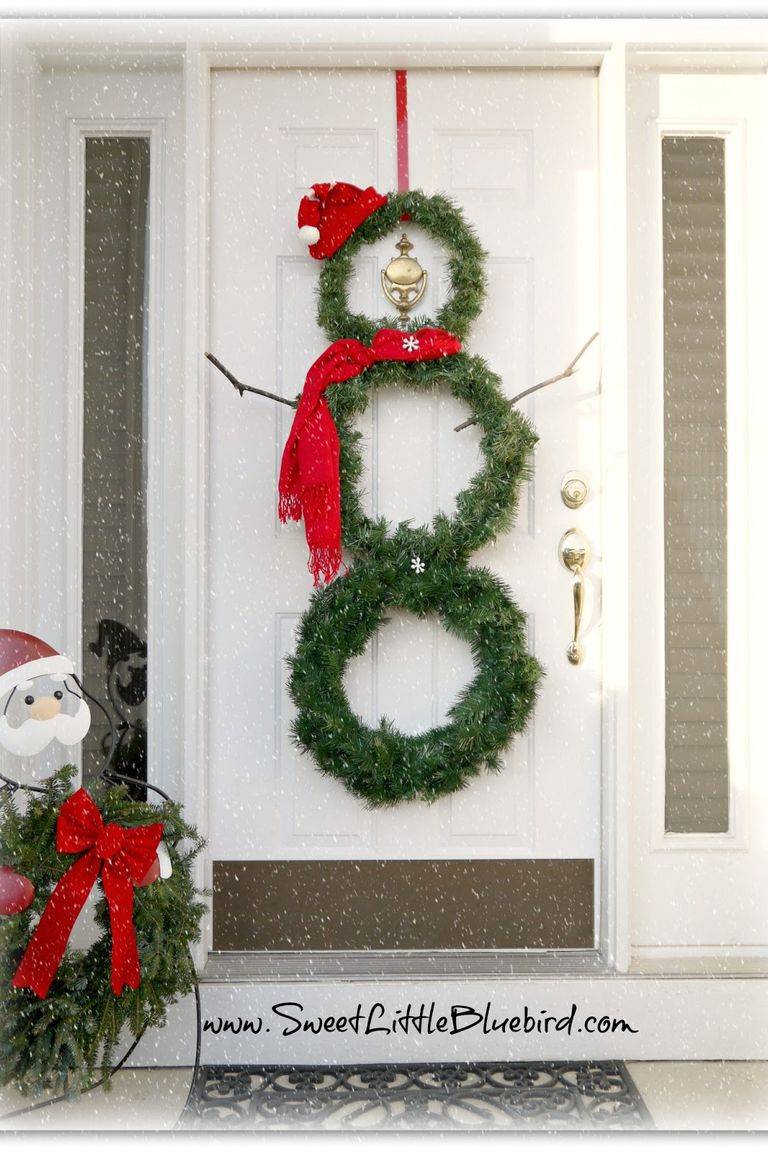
181, 1061, 653, 1131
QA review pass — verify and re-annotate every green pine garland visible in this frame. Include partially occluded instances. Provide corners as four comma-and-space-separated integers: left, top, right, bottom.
290, 555, 541, 806
0, 767, 206, 1098
331, 351, 538, 563
287, 189, 544, 805
318, 190, 487, 344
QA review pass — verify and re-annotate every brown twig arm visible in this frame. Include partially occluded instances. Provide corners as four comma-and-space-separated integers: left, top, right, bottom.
205, 352, 298, 409
207, 331, 599, 429
454, 331, 600, 432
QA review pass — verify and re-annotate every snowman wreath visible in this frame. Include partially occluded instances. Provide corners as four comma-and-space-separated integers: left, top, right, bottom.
0, 630, 205, 1101
209, 182, 587, 806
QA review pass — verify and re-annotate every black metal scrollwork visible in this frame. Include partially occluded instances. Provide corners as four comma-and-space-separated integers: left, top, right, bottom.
183, 1061, 652, 1131
89, 618, 147, 799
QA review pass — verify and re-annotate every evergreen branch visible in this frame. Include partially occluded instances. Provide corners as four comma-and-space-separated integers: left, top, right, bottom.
289, 555, 542, 806
0, 769, 205, 1098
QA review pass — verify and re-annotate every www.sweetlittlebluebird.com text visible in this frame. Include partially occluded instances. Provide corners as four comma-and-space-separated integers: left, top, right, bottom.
203, 1002, 638, 1039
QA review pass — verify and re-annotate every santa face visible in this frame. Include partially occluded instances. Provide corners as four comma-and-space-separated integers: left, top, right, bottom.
0, 674, 91, 757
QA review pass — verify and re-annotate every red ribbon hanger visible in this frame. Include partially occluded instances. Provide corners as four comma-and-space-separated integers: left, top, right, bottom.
396, 70, 410, 195
396, 69, 410, 220
12, 789, 163, 999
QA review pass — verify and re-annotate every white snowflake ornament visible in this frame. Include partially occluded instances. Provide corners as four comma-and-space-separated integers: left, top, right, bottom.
411, 556, 426, 575
402, 336, 420, 353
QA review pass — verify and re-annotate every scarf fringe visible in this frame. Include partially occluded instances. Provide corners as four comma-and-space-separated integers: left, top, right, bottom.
308, 545, 343, 587
278, 491, 302, 523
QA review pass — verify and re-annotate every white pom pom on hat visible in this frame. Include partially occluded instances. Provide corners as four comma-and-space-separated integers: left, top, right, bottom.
298, 224, 320, 245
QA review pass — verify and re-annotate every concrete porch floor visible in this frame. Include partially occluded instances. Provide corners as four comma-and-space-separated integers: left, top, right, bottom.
1, 1062, 767, 1131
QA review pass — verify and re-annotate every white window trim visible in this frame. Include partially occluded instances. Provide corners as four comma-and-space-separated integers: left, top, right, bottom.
0, 44, 205, 952
65, 117, 167, 784
626, 69, 767, 962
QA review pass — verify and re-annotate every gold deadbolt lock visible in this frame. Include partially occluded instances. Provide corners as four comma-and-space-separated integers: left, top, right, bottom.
560, 472, 589, 510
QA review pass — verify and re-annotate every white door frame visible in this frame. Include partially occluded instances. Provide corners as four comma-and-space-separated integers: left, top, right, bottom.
3, 18, 767, 988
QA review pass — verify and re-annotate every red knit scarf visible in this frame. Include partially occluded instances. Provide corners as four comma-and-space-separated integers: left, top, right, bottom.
279, 327, 461, 585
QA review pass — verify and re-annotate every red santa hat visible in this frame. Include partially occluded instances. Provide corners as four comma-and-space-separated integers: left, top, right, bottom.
0, 630, 74, 700
297, 182, 388, 260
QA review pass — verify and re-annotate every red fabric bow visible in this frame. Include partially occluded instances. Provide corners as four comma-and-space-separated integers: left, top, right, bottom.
12, 789, 163, 999
278, 327, 462, 585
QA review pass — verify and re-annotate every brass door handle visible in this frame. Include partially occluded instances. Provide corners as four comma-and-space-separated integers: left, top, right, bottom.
558, 529, 590, 665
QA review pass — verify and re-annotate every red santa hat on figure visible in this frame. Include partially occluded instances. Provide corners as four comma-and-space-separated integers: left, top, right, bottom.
0, 629, 74, 697
0, 629, 91, 757
297, 182, 387, 259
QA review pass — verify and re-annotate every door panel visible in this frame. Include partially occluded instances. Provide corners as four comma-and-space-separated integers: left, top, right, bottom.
208, 69, 600, 946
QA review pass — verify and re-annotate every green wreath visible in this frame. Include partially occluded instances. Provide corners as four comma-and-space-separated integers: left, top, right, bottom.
317, 190, 487, 344
290, 555, 541, 806
0, 767, 205, 1098
286, 187, 543, 805
330, 350, 537, 560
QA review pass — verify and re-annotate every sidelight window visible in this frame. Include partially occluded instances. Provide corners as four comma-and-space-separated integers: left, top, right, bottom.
81, 137, 150, 788
662, 135, 728, 834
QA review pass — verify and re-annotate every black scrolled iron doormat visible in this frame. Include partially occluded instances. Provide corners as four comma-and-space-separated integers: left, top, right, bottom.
181, 1061, 653, 1131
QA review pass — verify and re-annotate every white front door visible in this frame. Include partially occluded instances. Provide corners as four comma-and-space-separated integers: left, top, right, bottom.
208, 67, 602, 949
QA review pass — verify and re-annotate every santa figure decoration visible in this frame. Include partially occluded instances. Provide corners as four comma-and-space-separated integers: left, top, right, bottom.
0, 630, 92, 758
0, 628, 171, 918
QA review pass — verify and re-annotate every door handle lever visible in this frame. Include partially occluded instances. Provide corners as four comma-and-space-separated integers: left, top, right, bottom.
558, 528, 590, 665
